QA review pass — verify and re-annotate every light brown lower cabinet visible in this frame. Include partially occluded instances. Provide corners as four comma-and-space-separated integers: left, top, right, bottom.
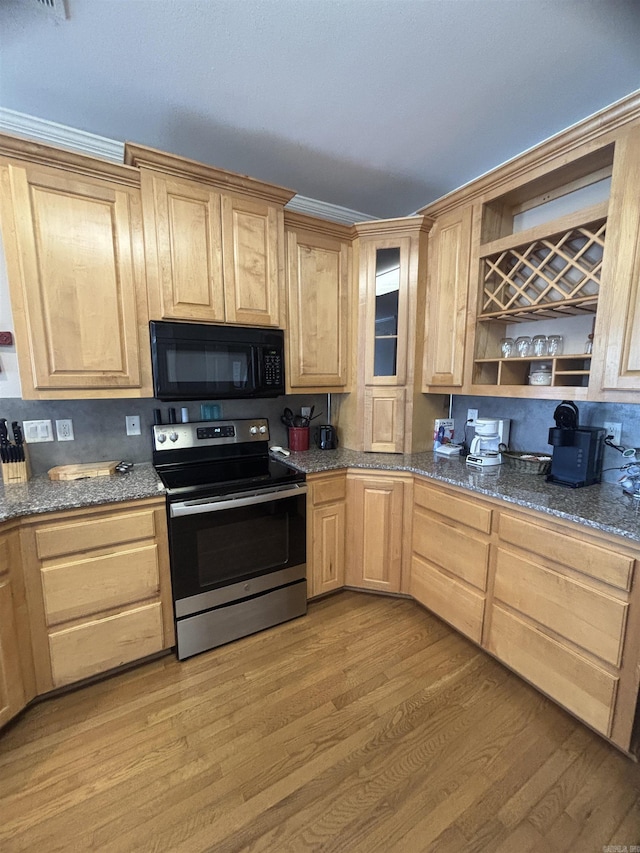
307, 472, 347, 598
409, 476, 640, 752
346, 471, 410, 593
485, 508, 640, 748
20, 498, 174, 692
0, 525, 34, 727
411, 478, 493, 644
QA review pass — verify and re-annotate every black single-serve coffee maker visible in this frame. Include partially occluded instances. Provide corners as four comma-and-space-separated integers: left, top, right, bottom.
547, 401, 605, 488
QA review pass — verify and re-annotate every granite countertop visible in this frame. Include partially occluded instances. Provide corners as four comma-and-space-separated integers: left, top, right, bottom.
0, 462, 165, 523
277, 447, 640, 544
3, 451, 639, 546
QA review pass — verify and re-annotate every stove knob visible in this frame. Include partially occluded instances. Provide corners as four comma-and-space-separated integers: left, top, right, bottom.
169, 431, 179, 442
259, 425, 267, 434
250, 425, 258, 435
157, 433, 167, 443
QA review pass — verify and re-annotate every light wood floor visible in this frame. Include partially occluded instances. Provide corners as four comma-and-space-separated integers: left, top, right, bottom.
1, 591, 640, 852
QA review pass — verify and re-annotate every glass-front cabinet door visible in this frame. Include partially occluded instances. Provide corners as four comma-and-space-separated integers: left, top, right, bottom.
364, 237, 410, 385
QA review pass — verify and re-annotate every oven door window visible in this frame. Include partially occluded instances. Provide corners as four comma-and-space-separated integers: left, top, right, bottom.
169, 494, 306, 600
157, 340, 255, 398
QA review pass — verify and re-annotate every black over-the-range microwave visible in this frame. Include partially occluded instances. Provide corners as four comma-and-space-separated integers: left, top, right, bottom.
150, 320, 285, 401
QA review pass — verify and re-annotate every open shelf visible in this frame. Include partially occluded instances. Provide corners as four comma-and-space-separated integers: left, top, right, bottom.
472, 354, 591, 389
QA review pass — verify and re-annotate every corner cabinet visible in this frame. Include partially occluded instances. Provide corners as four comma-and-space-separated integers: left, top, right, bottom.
20, 498, 174, 692
337, 217, 447, 454
285, 212, 352, 392
125, 144, 295, 329
0, 136, 152, 399
346, 471, 410, 593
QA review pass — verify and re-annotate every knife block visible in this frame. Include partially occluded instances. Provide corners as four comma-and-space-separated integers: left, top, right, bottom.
1, 448, 30, 485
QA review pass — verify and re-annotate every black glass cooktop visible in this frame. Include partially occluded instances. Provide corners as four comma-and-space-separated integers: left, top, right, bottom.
156, 455, 304, 499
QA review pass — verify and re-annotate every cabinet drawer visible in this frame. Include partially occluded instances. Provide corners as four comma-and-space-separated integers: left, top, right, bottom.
494, 547, 628, 667
311, 475, 346, 505
487, 605, 617, 736
411, 555, 484, 643
35, 509, 157, 559
498, 513, 634, 591
414, 479, 492, 533
48, 601, 164, 687
413, 507, 489, 591
41, 544, 160, 626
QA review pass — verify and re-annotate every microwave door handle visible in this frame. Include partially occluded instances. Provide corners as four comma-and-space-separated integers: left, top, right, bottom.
170, 483, 308, 517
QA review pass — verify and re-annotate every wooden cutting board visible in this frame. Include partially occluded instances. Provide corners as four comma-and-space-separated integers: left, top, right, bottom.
48, 461, 120, 481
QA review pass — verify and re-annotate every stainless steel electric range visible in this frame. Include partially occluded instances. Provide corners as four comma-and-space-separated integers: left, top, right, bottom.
153, 418, 307, 660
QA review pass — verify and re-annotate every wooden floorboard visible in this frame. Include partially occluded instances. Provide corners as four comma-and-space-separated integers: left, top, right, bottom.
1, 591, 640, 852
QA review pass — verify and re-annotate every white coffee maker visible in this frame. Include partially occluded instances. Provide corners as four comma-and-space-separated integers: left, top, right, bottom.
466, 418, 510, 469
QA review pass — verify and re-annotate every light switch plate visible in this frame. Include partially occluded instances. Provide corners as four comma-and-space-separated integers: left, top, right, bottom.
22, 419, 54, 442
126, 415, 141, 436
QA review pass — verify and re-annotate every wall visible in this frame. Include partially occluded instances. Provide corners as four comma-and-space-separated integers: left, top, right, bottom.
451, 394, 640, 485
0, 238, 21, 398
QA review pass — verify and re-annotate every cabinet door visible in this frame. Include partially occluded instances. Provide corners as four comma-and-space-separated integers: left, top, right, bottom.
347, 475, 404, 592
141, 171, 225, 322
286, 227, 350, 390
593, 125, 640, 393
0, 537, 26, 728
422, 205, 472, 388
363, 238, 410, 386
0, 160, 150, 398
310, 503, 346, 597
222, 194, 283, 327
363, 387, 406, 453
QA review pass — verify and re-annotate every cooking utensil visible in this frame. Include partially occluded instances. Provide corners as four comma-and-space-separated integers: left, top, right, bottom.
282, 407, 294, 426
11, 422, 24, 461
292, 415, 307, 427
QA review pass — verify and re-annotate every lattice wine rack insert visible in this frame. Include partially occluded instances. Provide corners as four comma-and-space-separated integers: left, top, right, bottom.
480, 218, 606, 320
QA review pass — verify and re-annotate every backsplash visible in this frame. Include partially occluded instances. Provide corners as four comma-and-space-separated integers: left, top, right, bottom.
452, 395, 640, 485
2, 395, 327, 476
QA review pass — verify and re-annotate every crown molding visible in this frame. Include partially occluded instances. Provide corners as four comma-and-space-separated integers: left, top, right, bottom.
0, 110, 376, 222
416, 89, 640, 218
285, 194, 377, 225
0, 108, 124, 163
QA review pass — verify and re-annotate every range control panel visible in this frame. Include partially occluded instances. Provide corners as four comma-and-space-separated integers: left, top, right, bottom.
153, 418, 270, 452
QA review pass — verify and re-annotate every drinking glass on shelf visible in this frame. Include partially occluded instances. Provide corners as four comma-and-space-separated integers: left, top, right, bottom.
547, 335, 564, 356
500, 337, 515, 358
515, 336, 532, 357
532, 335, 548, 356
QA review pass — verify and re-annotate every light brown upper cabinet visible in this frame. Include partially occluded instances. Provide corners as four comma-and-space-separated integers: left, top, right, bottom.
0, 136, 152, 399
422, 205, 473, 390
416, 92, 640, 403
590, 124, 640, 398
284, 212, 352, 392
125, 144, 295, 329
337, 217, 447, 454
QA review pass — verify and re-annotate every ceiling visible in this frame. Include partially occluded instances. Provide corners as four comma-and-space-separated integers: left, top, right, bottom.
1, 0, 639, 219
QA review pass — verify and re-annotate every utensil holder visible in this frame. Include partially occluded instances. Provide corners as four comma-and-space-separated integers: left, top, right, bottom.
288, 427, 310, 451
1, 449, 30, 485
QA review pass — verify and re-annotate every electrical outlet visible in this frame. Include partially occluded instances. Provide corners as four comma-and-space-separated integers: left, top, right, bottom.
22, 419, 53, 443
604, 421, 622, 446
467, 408, 479, 424
300, 407, 312, 418
55, 418, 74, 441
125, 415, 141, 436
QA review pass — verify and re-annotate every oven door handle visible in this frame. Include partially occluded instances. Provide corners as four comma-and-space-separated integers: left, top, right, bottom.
169, 483, 307, 517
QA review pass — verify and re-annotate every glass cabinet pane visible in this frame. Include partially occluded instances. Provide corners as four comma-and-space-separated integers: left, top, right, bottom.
373, 247, 400, 377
